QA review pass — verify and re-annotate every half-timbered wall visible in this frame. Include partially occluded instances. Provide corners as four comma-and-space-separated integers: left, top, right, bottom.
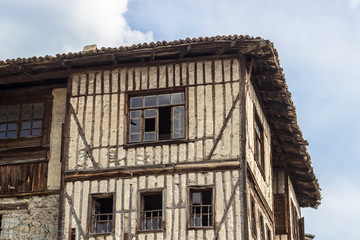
67, 59, 241, 170
64, 170, 242, 240
245, 79, 272, 202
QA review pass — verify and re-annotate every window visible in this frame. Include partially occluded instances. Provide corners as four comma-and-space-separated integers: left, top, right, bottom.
129, 92, 185, 143
254, 112, 264, 170
90, 195, 114, 235
266, 225, 272, 240
251, 197, 257, 237
259, 212, 265, 240
189, 188, 213, 228
0, 103, 44, 139
140, 191, 163, 231
0, 215, 2, 234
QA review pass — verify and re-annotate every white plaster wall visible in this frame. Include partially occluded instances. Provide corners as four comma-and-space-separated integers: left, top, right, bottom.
48, 88, 67, 189
288, 176, 301, 240
245, 80, 273, 210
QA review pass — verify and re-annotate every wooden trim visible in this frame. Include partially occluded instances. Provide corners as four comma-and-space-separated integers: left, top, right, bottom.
69, 104, 99, 169
65, 191, 88, 240
0, 158, 47, 166
65, 160, 240, 182
0, 189, 59, 198
0, 202, 28, 210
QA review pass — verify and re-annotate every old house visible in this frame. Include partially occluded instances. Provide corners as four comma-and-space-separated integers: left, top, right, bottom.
0, 35, 321, 240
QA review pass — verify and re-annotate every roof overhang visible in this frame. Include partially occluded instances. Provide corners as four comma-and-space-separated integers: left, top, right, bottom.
0, 35, 321, 208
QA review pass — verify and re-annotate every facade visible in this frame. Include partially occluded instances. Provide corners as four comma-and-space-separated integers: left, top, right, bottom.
0, 35, 321, 240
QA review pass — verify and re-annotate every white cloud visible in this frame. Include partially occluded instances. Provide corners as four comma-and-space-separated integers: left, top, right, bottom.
349, 0, 360, 9
0, 0, 154, 58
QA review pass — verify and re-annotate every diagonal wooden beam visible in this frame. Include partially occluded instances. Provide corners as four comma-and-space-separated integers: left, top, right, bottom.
206, 58, 254, 161
65, 192, 88, 240
213, 177, 242, 240
70, 104, 99, 169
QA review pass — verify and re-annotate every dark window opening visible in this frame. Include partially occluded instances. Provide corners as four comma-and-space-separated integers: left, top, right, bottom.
266, 225, 272, 240
91, 196, 113, 234
129, 92, 185, 143
159, 107, 171, 140
140, 193, 163, 231
69, 228, 76, 240
190, 188, 213, 228
254, 112, 264, 170
260, 212, 265, 240
0, 215, 2, 233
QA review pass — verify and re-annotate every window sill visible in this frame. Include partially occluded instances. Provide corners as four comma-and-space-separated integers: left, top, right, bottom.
125, 138, 188, 149
138, 229, 164, 234
88, 232, 113, 238
188, 226, 214, 230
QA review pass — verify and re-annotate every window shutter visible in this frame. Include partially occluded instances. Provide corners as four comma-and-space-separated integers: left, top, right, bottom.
299, 217, 305, 240
274, 194, 287, 234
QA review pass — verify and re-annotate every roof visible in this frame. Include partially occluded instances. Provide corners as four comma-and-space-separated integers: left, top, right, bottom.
0, 34, 321, 208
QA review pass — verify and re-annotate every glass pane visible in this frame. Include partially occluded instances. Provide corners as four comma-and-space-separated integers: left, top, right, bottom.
171, 92, 184, 104
32, 129, 42, 136
192, 192, 201, 204
21, 104, 32, 112
144, 109, 156, 117
130, 134, 141, 142
33, 103, 44, 118
130, 97, 143, 108
33, 120, 42, 129
9, 113, 18, 121
21, 112, 32, 120
130, 110, 141, 119
8, 123, 17, 131
0, 124, 6, 131
173, 106, 184, 114
144, 95, 157, 107
8, 130, 17, 138
0, 107, 6, 114
173, 130, 184, 138
0, 132, 5, 139
20, 130, 30, 137
21, 121, 31, 129
158, 94, 170, 105
9, 105, 20, 114
130, 119, 141, 133
144, 132, 156, 141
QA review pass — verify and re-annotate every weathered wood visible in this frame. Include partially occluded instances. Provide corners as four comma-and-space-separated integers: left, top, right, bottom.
0, 202, 28, 210
65, 160, 240, 182
0, 189, 59, 198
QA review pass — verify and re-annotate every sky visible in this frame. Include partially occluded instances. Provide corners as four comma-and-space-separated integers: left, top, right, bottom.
1, 0, 359, 239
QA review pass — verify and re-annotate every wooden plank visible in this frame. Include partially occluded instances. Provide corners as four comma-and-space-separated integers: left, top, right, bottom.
0, 202, 28, 210
65, 160, 240, 182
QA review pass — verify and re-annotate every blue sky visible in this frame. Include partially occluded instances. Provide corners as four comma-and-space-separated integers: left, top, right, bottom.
1, 0, 359, 239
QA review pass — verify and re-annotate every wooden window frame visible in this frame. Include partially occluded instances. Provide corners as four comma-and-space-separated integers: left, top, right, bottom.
266, 225, 272, 240
254, 106, 265, 176
251, 196, 257, 238
0, 89, 53, 150
188, 186, 214, 230
126, 88, 187, 146
138, 188, 165, 233
88, 193, 115, 237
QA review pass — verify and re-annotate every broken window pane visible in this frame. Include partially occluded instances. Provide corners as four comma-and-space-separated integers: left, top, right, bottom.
190, 189, 213, 227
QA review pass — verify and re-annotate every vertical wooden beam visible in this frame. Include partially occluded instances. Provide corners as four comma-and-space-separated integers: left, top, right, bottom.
57, 77, 72, 240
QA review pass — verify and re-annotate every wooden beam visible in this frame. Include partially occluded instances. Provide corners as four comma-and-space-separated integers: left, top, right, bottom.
62, 60, 72, 70
70, 104, 99, 169
0, 189, 59, 198
17, 65, 32, 75
0, 202, 28, 210
65, 160, 240, 182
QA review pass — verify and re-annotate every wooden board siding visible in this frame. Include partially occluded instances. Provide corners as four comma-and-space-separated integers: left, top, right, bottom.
0, 162, 48, 194
66, 59, 241, 171
64, 170, 242, 240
